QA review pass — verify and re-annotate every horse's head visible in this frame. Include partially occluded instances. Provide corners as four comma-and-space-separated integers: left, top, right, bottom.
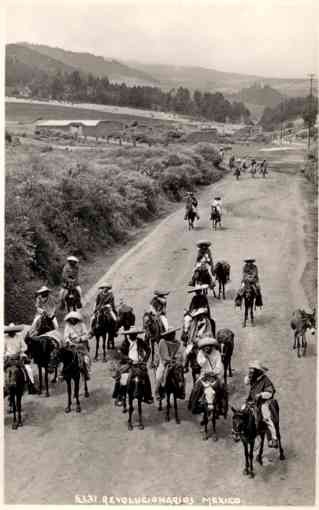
306, 310, 316, 334
231, 406, 247, 442
183, 310, 192, 333
49, 344, 60, 372
219, 341, 226, 363
201, 376, 217, 411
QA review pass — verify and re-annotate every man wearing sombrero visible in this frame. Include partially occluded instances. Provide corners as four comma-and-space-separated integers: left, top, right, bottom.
29, 286, 58, 336
4, 323, 37, 394
184, 191, 199, 221
64, 311, 91, 380
244, 360, 278, 448
149, 290, 170, 332
60, 256, 82, 308
236, 258, 263, 307
154, 327, 185, 400
89, 282, 118, 336
188, 284, 211, 319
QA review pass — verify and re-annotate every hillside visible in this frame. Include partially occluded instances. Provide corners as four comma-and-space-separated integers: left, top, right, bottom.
22, 43, 158, 87
236, 83, 283, 108
126, 60, 315, 97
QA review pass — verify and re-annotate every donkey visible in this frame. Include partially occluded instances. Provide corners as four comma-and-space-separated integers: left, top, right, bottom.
290, 308, 316, 357
214, 261, 231, 300
216, 329, 234, 385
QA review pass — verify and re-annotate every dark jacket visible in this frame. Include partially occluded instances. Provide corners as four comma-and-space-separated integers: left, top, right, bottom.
196, 247, 213, 267
62, 263, 79, 287
189, 294, 210, 317
248, 374, 275, 402
95, 290, 116, 313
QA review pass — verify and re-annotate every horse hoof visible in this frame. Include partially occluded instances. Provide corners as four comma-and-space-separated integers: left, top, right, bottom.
165, 416, 170, 422
76, 406, 81, 413
94, 357, 98, 362
122, 408, 127, 414
128, 423, 133, 431
18, 422, 23, 427
138, 423, 144, 430
256, 456, 263, 465
243, 469, 249, 476
249, 472, 255, 479
280, 453, 285, 461
85, 392, 90, 398
212, 435, 218, 442
65, 407, 71, 413
202, 435, 208, 441
176, 419, 181, 424
12, 423, 18, 430
45, 393, 50, 398
103, 357, 107, 363
51, 379, 57, 384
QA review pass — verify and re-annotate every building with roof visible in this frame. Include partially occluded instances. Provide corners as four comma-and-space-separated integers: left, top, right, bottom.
35, 119, 124, 139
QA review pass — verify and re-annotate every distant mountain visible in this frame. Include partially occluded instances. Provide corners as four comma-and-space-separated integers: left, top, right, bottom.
21, 43, 158, 87
125, 60, 315, 97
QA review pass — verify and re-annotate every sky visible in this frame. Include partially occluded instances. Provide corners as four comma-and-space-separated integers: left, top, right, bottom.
3, 0, 319, 78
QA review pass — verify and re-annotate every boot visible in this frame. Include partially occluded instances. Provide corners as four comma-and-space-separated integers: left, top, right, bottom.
28, 382, 38, 395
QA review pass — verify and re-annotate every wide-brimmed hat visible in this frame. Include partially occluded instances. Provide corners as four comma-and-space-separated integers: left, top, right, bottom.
160, 327, 181, 338
36, 286, 51, 294
121, 327, 144, 336
65, 311, 83, 322
191, 307, 208, 318
197, 240, 211, 247
67, 256, 79, 263
98, 283, 112, 289
154, 290, 170, 297
4, 323, 24, 333
248, 360, 268, 372
188, 284, 208, 293
244, 258, 256, 263
198, 337, 219, 349
214, 197, 221, 200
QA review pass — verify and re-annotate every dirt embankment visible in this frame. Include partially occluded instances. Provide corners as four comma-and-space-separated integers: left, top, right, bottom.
300, 177, 317, 308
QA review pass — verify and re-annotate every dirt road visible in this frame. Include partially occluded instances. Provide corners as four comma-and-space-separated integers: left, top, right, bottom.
5, 160, 316, 505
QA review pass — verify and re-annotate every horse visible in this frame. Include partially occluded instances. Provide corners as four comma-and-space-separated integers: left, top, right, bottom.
118, 304, 136, 332
24, 314, 59, 396
290, 308, 316, 357
185, 208, 196, 230
93, 304, 118, 361
213, 261, 230, 299
250, 165, 257, 178
260, 165, 268, 178
122, 362, 147, 430
64, 284, 82, 312
189, 375, 228, 441
210, 206, 221, 230
192, 263, 215, 295
240, 282, 257, 328
234, 167, 241, 180
216, 329, 234, 385
5, 362, 25, 429
55, 345, 89, 413
158, 360, 185, 424
231, 402, 285, 478
143, 311, 162, 368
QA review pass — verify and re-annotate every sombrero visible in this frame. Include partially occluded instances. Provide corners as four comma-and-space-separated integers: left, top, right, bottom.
248, 360, 268, 372
160, 327, 181, 338
214, 197, 221, 200
191, 307, 208, 318
98, 282, 112, 289
121, 327, 144, 336
188, 284, 208, 293
244, 258, 256, 263
67, 256, 79, 263
65, 311, 83, 322
4, 323, 24, 333
154, 290, 170, 297
197, 240, 211, 247
198, 337, 219, 349
36, 286, 51, 294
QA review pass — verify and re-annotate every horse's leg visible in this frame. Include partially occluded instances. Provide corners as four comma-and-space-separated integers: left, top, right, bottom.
38, 365, 43, 394
250, 303, 254, 325
17, 392, 23, 427
218, 280, 221, 299
293, 331, 297, 350
243, 303, 247, 328
11, 392, 18, 429
158, 395, 163, 411
128, 392, 133, 431
104, 334, 108, 358
84, 373, 89, 398
122, 386, 127, 414
45, 366, 50, 397
95, 335, 99, 361
51, 366, 58, 384
138, 397, 144, 430
75, 376, 81, 412
276, 424, 285, 460
223, 282, 226, 300
166, 391, 170, 422
249, 440, 255, 478
212, 406, 217, 441
229, 356, 233, 377
65, 379, 72, 412
302, 332, 307, 357
257, 432, 265, 465
202, 408, 209, 440
174, 392, 180, 424
243, 442, 249, 475
297, 334, 301, 358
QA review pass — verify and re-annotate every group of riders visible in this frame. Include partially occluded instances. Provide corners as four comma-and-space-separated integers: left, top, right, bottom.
229, 155, 269, 178
4, 232, 280, 447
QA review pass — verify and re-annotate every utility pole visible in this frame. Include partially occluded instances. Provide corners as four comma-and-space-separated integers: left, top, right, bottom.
307, 73, 315, 150
280, 98, 284, 145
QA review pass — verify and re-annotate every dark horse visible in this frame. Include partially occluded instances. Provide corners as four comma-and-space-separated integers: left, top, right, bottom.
210, 206, 221, 230
192, 263, 214, 295
234, 167, 241, 180
189, 375, 228, 441
231, 402, 285, 478
158, 361, 185, 424
213, 261, 230, 299
143, 311, 162, 368
24, 314, 59, 396
290, 308, 316, 357
93, 305, 118, 361
5, 362, 25, 429
64, 284, 82, 312
185, 208, 196, 230
55, 345, 89, 413
240, 282, 257, 328
216, 328, 234, 385
122, 362, 148, 430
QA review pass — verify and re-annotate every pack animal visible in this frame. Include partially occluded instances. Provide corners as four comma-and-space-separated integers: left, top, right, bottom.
290, 308, 316, 357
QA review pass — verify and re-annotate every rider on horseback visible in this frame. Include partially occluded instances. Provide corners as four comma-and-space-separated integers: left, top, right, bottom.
154, 327, 185, 401
184, 192, 200, 220
113, 327, 153, 405
89, 283, 118, 336
188, 285, 211, 319
188, 337, 225, 416
4, 323, 37, 394
29, 286, 59, 335
190, 241, 214, 286
64, 311, 91, 380
236, 259, 263, 306
149, 290, 170, 332
243, 360, 278, 448
60, 256, 82, 309
212, 197, 222, 216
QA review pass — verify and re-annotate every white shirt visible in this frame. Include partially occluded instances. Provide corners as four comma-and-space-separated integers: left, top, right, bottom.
197, 349, 223, 379
4, 332, 26, 357
128, 339, 139, 362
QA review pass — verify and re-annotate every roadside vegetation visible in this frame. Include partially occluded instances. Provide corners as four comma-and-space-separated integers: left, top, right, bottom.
5, 142, 224, 323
